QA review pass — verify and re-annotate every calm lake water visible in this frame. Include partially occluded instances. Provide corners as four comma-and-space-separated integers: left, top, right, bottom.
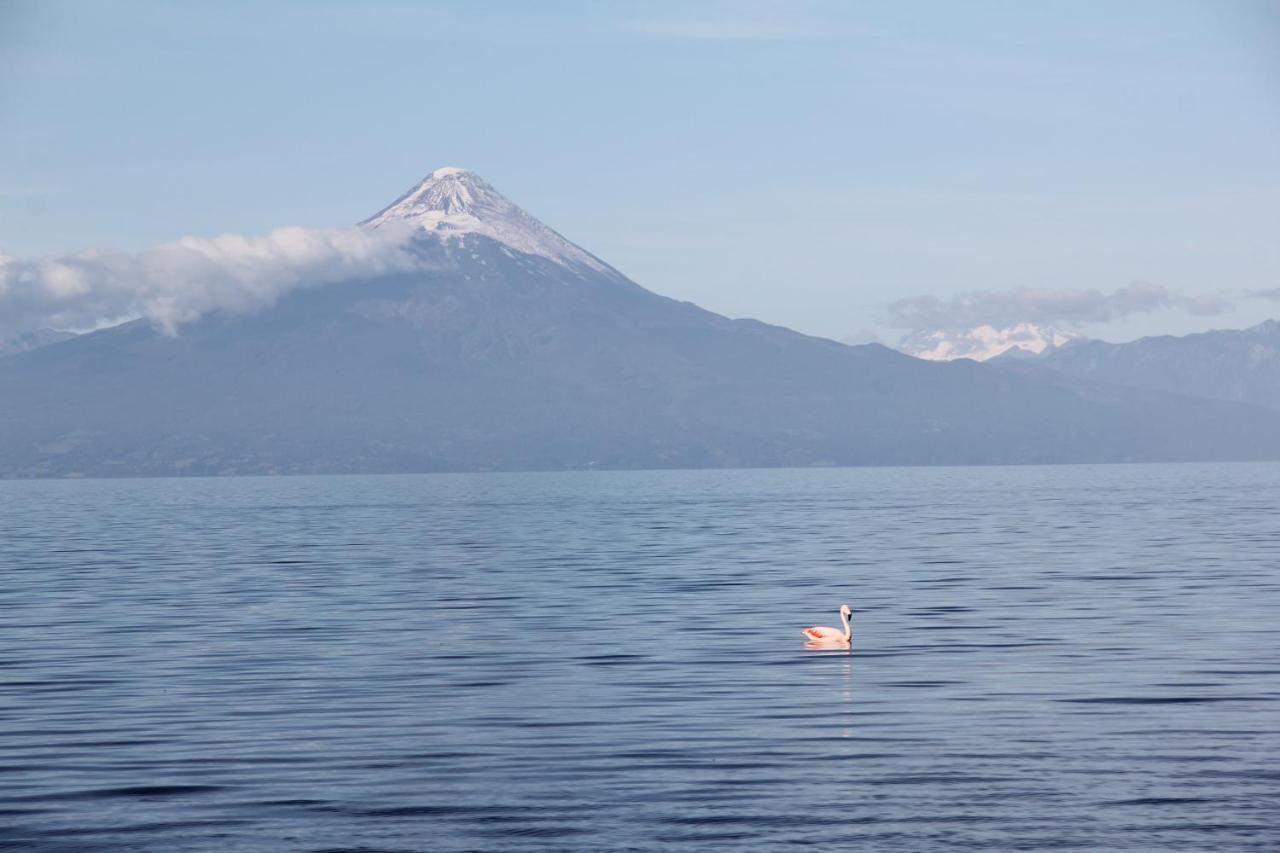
2, 464, 1278, 851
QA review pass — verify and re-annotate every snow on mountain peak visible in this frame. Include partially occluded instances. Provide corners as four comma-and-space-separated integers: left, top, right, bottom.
361, 168, 610, 273
899, 323, 1078, 362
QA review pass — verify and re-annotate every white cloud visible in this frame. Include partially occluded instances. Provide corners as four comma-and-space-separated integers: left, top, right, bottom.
0, 222, 420, 338
885, 281, 1235, 332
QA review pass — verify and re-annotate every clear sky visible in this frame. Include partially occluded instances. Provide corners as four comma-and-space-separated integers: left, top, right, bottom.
2, 0, 1278, 345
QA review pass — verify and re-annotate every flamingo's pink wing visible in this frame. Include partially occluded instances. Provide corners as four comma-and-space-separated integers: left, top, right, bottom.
802, 625, 842, 640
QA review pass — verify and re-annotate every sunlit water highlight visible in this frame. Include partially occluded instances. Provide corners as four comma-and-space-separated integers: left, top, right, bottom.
2, 464, 1278, 851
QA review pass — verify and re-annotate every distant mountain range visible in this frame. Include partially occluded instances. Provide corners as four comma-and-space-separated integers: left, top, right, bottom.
897, 319, 1280, 412
0, 329, 78, 359
1022, 320, 1280, 411
2, 168, 1279, 477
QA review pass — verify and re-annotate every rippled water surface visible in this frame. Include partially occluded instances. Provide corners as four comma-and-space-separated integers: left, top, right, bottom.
3, 464, 1279, 851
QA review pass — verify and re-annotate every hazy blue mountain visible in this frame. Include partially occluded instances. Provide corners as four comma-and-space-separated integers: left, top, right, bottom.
2, 169, 1279, 477
0, 328, 78, 358
1030, 321, 1280, 410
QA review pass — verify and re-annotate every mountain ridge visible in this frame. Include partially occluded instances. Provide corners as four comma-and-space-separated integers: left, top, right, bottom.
0, 328, 78, 358
1027, 319, 1280, 410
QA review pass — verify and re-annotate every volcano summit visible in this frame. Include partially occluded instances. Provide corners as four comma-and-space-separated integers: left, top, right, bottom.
362, 167, 615, 275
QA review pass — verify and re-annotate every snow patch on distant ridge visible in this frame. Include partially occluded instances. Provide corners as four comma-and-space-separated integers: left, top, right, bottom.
899, 323, 1078, 361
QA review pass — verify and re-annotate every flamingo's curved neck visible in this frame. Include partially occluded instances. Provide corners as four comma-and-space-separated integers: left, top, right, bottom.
840, 610, 851, 641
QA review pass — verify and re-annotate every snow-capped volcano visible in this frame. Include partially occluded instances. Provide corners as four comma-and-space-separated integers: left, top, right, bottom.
899, 323, 1078, 362
361, 167, 612, 274
5, 167, 1280, 477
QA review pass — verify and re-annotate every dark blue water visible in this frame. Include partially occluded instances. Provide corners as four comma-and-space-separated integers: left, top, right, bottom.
2, 464, 1278, 851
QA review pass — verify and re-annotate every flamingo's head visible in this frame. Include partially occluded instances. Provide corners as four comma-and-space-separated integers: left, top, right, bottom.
839, 603, 852, 619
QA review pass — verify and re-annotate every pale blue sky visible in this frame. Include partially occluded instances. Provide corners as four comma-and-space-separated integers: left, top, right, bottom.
2, 0, 1278, 343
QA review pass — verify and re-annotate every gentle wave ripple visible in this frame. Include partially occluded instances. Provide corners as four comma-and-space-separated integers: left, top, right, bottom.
2, 463, 1278, 851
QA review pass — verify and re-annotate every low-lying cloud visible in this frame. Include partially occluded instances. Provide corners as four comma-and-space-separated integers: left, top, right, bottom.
0, 222, 420, 338
885, 281, 1235, 332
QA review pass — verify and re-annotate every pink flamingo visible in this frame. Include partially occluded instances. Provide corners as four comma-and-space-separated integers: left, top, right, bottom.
802, 603, 852, 649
